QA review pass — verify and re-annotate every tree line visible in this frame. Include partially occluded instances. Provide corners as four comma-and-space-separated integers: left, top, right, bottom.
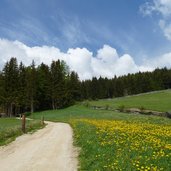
0, 57, 171, 116
81, 68, 171, 100
0, 58, 81, 116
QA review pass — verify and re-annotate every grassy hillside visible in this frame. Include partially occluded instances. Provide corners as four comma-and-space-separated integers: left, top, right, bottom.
32, 103, 171, 170
0, 118, 44, 146
88, 90, 171, 112
31, 105, 171, 124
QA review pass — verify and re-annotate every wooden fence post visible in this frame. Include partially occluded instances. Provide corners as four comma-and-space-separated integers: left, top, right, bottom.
22, 114, 26, 133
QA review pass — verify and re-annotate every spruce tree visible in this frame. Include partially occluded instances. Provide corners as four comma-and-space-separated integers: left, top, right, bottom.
3, 58, 19, 116
37, 63, 51, 110
68, 71, 81, 103
26, 60, 37, 114
50, 60, 68, 109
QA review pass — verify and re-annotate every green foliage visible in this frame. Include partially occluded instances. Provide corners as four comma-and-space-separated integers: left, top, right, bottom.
3, 58, 19, 116
1, 57, 171, 115
36, 63, 51, 110
0, 58, 82, 115
81, 68, 171, 100
67, 71, 81, 103
117, 104, 125, 112
25, 61, 37, 113
50, 60, 71, 109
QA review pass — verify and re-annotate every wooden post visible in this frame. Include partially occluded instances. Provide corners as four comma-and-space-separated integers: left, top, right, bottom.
22, 114, 26, 133
41, 116, 44, 125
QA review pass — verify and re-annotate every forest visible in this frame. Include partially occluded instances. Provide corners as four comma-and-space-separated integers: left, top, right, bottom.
0, 57, 171, 116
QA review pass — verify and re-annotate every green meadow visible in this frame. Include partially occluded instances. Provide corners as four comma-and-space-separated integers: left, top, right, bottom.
1, 90, 171, 170
31, 90, 171, 171
88, 90, 171, 112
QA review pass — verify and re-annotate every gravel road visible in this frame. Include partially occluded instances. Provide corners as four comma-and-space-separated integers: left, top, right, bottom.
0, 121, 78, 171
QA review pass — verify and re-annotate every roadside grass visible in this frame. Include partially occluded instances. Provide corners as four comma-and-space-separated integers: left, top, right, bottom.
0, 118, 44, 146
32, 104, 171, 170
88, 90, 171, 112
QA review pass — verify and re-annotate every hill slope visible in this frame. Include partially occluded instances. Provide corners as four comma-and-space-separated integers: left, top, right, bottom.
88, 90, 171, 112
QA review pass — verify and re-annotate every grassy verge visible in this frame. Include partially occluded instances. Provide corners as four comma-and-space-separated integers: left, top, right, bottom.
0, 118, 44, 146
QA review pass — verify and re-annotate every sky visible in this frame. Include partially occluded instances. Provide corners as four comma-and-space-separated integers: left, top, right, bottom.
0, 0, 171, 80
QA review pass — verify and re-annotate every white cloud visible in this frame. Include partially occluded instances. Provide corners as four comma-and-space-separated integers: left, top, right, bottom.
150, 52, 171, 68
66, 48, 93, 79
140, 0, 171, 41
0, 39, 171, 80
159, 19, 171, 40
97, 45, 119, 62
140, 0, 171, 17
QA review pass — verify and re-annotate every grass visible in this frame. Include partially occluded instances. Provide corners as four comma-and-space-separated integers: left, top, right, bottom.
3, 90, 171, 169
0, 118, 44, 146
31, 104, 171, 124
71, 119, 171, 171
31, 101, 171, 171
88, 89, 171, 112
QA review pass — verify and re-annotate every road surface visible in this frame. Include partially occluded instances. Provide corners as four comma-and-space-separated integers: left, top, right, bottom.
0, 121, 78, 171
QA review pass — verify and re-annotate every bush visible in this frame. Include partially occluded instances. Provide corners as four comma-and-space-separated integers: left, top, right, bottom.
118, 105, 125, 112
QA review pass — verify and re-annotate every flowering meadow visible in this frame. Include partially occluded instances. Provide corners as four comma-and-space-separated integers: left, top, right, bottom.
32, 100, 171, 170
71, 119, 171, 171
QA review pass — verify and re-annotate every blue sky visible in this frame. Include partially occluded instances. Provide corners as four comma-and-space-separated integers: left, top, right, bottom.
0, 0, 171, 79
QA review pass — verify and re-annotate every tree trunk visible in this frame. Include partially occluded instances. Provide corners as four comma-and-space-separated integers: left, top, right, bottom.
6, 104, 10, 117
52, 98, 55, 110
31, 98, 34, 114
10, 103, 13, 117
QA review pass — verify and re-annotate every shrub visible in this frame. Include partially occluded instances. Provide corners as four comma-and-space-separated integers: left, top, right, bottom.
118, 105, 125, 112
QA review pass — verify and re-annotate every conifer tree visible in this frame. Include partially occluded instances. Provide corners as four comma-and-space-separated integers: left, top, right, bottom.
50, 60, 68, 109
3, 58, 19, 116
18, 62, 27, 113
68, 71, 81, 103
37, 63, 51, 110
26, 60, 37, 114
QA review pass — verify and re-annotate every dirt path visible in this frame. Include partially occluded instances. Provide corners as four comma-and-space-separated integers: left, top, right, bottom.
0, 122, 78, 171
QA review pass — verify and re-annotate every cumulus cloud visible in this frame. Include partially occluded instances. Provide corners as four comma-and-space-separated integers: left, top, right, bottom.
0, 38, 171, 80
140, 0, 171, 41
91, 45, 139, 78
